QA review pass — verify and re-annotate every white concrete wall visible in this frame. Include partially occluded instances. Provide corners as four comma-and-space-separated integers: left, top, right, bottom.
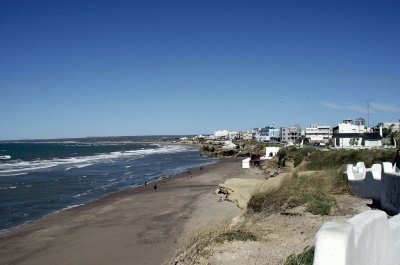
314, 210, 400, 265
346, 162, 381, 202
242, 158, 250, 169
346, 162, 382, 181
337, 123, 366, 133
381, 162, 400, 215
365, 139, 382, 148
261, 147, 280, 160
335, 138, 354, 148
346, 162, 400, 214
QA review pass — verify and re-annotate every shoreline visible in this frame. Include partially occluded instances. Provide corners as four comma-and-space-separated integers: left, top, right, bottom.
0, 157, 218, 235
0, 143, 210, 233
0, 158, 243, 265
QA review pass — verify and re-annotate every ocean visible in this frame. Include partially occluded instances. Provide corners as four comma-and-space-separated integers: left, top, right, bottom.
0, 141, 214, 232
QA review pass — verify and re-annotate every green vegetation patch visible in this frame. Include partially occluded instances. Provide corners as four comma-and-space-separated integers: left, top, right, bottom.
248, 171, 338, 215
285, 246, 314, 265
173, 219, 261, 264
249, 147, 396, 214
278, 147, 395, 170
304, 149, 396, 170
303, 192, 336, 215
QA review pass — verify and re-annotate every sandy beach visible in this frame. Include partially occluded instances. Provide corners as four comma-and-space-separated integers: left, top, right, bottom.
0, 159, 244, 265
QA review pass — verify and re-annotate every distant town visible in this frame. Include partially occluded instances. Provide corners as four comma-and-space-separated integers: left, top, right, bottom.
2, 118, 399, 150
180, 118, 400, 149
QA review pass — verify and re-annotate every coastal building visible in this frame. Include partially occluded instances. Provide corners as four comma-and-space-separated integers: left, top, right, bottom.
251, 128, 260, 140
332, 118, 382, 148
254, 126, 280, 142
355, 117, 366, 126
280, 125, 301, 144
241, 131, 253, 140
222, 140, 237, 149
213, 130, 229, 139
228, 131, 240, 140
377, 122, 400, 133
261, 147, 280, 160
305, 124, 332, 143
213, 130, 240, 140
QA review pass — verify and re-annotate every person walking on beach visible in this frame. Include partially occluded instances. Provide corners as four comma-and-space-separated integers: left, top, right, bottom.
154, 184, 157, 191
394, 149, 400, 173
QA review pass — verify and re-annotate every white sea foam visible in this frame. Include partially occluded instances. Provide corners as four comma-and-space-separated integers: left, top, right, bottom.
74, 192, 87, 198
2, 172, 28, 176
74, 163, 94, 169
0, 187, 15, 190
0, 145, 194, 177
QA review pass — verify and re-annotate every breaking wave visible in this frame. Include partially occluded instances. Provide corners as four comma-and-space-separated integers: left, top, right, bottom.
0, 145, 194, 177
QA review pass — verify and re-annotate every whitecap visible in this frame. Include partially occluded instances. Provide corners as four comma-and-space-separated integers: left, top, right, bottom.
74, 192, 87, 198
0, 144, 194, 177
74, 163, 93, 168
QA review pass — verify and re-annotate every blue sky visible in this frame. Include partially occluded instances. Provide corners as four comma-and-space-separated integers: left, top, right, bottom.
1, 0, 399, 140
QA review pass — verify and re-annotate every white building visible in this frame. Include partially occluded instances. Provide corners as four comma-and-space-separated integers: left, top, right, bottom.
261, 147, 280, 160
213, 130, 229, 139
335, 118, 369, 134
222, 140, 237, 149
332, 119, 382, 148
305, 124, 332, 143
213, 130, 239, 140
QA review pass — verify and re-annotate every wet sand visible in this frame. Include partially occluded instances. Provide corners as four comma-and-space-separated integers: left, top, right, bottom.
0, 159, 244, 265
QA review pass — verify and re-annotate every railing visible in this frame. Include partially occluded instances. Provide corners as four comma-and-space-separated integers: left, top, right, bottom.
314, 210, 400, 265
345, 162, 400, 215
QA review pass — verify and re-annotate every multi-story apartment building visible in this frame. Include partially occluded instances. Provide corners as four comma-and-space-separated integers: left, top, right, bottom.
280, 125, 301, 143
355, 117, 366, 126
305, 124, 332, 143
254, 126, 280, 142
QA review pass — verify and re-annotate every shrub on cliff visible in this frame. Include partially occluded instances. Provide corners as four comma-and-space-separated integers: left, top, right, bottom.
276, 148, 395, 170
277, 147, 316, 168
304, 149, 396, 170
248, 171, 338, 215
285, 246, 314, 265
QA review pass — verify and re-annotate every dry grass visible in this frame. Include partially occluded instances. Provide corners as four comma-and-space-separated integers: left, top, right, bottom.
171, 148, 393, 264
285, 246, 315, 265
248, 170, 343, 215
170, 217, 263, 265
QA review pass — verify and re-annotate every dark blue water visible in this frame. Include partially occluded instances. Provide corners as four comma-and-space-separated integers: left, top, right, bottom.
0, 142, 214, 232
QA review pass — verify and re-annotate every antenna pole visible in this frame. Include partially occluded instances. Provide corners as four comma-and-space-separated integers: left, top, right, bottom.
365, 99, 371, 129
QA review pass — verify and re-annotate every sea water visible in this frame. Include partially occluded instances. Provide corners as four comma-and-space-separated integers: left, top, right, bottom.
0, 142, 214, 232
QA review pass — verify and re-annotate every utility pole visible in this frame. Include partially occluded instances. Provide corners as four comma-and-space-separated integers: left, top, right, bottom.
365, 99, 372, 129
